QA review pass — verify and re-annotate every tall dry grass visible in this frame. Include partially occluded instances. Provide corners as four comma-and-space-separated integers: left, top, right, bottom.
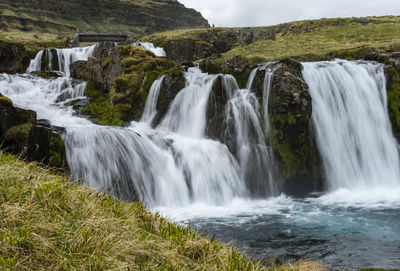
0, 153, 327, 270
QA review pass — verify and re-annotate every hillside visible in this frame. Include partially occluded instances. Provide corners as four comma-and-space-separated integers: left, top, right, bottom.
140, 16, 400, 63
0, 152, 328, 270
0, 0, 209, 37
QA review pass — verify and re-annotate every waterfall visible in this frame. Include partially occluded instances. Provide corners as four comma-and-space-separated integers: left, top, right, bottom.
261, 64, 276, 134
302, 60, 400, 190
141, 75, 166, 126
26, 50, 44, 73
58, 65, 247, 206
26, 45, 97, 75
133, 42, 167, 57
3, 42, 293, 206
159, 68, 218, 137
1, 64, 247, 207
55, 45, 97, 75
221, 73, 278, 196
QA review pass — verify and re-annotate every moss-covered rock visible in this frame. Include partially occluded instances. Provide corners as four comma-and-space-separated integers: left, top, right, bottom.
0, 93, 67, 168
0, 95, 13, 107
31, 70, 62, 79
0, 40, 30, 73
206, 76, 229, 140
5, 123, 33, 143
200, 55, 256, 89
250, 59, 324, 194
140, 27, 276, 63
385, 66, 400, 139
71, 45, 185, 126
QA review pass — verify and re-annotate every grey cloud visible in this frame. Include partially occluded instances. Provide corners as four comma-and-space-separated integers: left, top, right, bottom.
178, 0, 400, 27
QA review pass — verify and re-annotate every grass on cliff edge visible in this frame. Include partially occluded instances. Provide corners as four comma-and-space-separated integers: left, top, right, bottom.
0, 31, 69, 56
0, 153, 327, 270
223, 16, 400, 62
141, 16, 400, 63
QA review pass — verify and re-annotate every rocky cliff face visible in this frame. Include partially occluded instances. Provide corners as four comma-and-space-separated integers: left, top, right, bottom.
201, 58, 324, 194
141, 27, 276, 63
0, 41, 30, 74
0, 94, 67, 168
70, 45, 185, 126
256, 59, 323, 194
0, 0, 209, 35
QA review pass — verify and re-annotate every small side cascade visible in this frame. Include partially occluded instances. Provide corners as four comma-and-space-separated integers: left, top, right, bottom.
26, 50, 44, 73
133, 42, 167, 57
221, 68, 278, 196
26, 45, 97, 75
261, 64, 276, 135
141, 75, 166, 126
159, 67, 218, 138
56, 45, 97, 75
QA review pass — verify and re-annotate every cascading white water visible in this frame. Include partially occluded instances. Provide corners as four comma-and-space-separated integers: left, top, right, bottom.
133, 42, 167, 57
302, 60, 400, 190
4, 45, 284, 206
159, 68, 218, 137
222, 73, 277, 195
261, 64, 276, 134
141, 75, 166, 126
26, 50, 44, 73
55, 45, 97, 75
56, 65, 247, 206
2, 54, 247, 207
26, 45, 97, 75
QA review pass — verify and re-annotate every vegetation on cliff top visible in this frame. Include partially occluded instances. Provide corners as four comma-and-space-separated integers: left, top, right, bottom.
0, 0, 208, 38
0, 153, 327, 270
224, 16, 400, 62
141, 16, 400, 63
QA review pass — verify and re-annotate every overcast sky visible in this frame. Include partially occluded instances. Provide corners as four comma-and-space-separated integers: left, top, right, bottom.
178, 0, 400, 27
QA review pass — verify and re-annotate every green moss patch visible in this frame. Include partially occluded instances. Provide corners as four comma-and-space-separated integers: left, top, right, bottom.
5, 123, 33, 143
82, 95, 127, 127
0, 95, 13, 107
83, 45, 183, 125
386, 67, 400, 138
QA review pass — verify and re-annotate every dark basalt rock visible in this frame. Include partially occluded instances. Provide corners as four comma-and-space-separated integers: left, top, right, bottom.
266, 59, 324, 194
200, 55, 256, 88
0, 93, 67, 168
70, 45, 185, 126
144, 27, 276, 63
151, 73, 186, 127
0, 40, 30, 74
206, 76, 228, 141
31, 70, 63, 79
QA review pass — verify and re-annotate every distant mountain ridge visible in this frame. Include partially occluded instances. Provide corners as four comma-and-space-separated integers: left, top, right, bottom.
0, 0, 209, 36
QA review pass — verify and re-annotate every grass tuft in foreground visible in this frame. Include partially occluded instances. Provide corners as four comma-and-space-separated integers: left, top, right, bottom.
0, 153, 327, 270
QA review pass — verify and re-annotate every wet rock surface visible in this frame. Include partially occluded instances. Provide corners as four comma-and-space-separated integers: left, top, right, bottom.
0, 94, 67, 168
0, 41, 30, 74
70, 45, 185, 126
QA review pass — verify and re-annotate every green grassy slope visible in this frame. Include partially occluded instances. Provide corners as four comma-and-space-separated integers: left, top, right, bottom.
0, 0, 209, 37
141, 16, 400, 63
0, 153, 327, 270
223, 16, 400, 62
